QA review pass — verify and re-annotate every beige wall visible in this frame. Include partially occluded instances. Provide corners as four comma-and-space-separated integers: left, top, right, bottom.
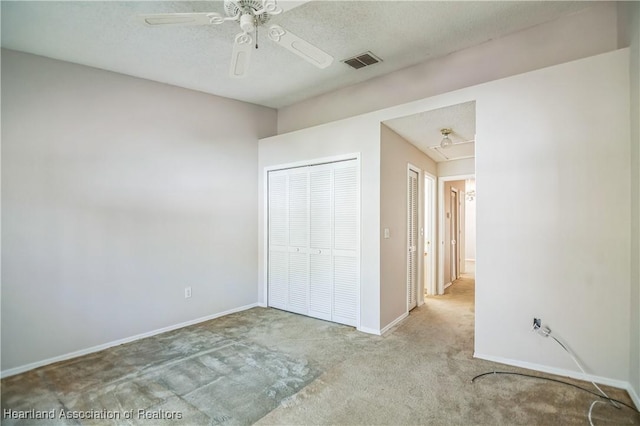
1, 50, 277, 374
379, 125, 436, 329
278, 3, 619, 134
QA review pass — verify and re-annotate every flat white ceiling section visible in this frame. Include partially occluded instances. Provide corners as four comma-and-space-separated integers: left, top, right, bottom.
384, 101, 476, 163
1, 1, 594, 108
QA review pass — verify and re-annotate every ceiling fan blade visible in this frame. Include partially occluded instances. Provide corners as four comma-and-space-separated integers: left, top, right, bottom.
140, 12, 233, 27
229, 32, 253, 78
277, 1, 312, 13
268, 25, 333, 69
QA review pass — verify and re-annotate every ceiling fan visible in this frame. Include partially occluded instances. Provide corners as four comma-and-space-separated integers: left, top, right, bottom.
140, 0, 333, 78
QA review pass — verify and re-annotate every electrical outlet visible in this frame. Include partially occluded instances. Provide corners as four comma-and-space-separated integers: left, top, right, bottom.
184, 286, 192, 299
533, 318, 541, 329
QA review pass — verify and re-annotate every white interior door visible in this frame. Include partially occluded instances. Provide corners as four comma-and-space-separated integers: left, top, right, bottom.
287, 168, 309, 315
267, 170, 289, 310
450, 188, 459, 282
332, 160, 359, 326
308, 164, 333, 321
407, 168, 419, 311
424, 174, 436, 296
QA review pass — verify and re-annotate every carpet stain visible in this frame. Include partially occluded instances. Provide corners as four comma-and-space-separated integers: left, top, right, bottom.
2, 329, 321, 425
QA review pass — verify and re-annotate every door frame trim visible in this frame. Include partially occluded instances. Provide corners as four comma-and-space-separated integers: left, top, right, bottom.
424, 172, 437, 297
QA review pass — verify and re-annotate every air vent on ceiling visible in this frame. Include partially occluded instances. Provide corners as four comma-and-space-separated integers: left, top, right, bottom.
342, 51, 382, 70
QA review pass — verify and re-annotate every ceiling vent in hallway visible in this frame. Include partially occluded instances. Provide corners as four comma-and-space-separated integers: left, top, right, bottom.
342, 51, 382, 69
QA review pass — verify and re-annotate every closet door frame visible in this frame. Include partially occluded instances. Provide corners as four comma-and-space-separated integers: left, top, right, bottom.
263, 153, 361, 329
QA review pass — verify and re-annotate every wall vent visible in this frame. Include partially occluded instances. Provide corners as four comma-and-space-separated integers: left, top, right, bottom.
342, 51, 382, 70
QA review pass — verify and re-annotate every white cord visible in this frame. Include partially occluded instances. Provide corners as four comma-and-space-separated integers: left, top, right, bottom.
588, 400, 605, 426
534, 324, 621, 425
547, 333, 616, 406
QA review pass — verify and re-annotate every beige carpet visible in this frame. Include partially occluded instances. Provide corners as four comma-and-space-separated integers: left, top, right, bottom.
2, 274, 639, 425
259, 275, 639, 425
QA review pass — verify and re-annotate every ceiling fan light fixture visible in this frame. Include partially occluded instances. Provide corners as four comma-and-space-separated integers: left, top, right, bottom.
139, 0, 334, 78
440, 128, 453, 149
239, 13, 256, 33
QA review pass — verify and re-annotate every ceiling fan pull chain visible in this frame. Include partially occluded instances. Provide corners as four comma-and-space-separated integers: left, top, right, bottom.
256, 24, 259, 49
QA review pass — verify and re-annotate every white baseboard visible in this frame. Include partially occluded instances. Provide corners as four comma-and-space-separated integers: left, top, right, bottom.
358, 314, 409, 337
380, 312, 409, 335
473, 352, 631, 391
1, 303, 260, 379
444, 281, 453, 289
627, 383, 640, 410
357, 326, 381, 336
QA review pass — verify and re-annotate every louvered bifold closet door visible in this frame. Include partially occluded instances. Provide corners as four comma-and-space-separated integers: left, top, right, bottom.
267, 170, 289, 310
308, 164, 333, 321
268, 159, 359, 328
287, 167, 310, 315
332, 160, 359, 327
407, 170, 418, 310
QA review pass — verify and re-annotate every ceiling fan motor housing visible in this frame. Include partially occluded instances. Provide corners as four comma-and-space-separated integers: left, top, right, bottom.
225, 0, 272, 26
139, 0, 333, 79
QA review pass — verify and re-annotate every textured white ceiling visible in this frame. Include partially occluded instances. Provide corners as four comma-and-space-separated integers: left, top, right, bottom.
384, 101, 476, 163
1, 1, 594, 109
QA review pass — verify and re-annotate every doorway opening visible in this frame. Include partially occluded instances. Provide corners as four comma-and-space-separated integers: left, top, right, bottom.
382, 100, 476, 354
437, 175, 475, 294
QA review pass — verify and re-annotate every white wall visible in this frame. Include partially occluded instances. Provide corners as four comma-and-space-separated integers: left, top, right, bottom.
257, 117, 381, 333
266, 49, 632, 384
379, 124, 436, 329
438, 158, 475, 177
473, 50, 631, 383
1, 50, 276, 374
465, 179, 476, 262
277, 2, 619, 134
621, 0, 640, 404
